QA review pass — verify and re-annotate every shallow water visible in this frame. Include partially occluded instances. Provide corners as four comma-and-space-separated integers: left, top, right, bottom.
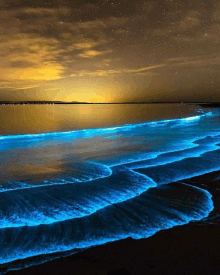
0, 104, 219, 273
0, 103, 200, 135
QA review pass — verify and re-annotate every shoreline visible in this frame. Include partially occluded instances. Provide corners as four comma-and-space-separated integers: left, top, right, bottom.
5, 171, 220, 275
5, 222, 220, 275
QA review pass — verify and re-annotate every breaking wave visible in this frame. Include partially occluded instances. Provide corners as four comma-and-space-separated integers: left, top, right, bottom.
0, 110, 220, 273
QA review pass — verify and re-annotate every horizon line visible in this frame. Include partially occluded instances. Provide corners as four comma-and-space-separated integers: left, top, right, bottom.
0, 101, 219, 105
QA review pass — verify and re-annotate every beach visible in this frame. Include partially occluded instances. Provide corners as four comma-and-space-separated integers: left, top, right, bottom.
0, 104, 220, 275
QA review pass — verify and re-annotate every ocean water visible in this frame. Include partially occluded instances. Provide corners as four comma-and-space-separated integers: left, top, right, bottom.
0, 103, 220, 273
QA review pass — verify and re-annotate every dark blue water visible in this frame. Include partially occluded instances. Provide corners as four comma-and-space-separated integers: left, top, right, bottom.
0, 104, 220, 273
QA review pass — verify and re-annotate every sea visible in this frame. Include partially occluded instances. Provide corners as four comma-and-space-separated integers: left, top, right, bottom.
0, 103, 220, 273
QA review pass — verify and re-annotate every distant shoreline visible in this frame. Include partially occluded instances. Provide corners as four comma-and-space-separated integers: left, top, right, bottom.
0, 101, 219, 106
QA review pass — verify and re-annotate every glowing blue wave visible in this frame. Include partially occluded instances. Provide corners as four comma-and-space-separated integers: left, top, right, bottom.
0, 114, 206, 144
0, 168, 156, 228
0, 181, 213, 266
124, 135, 220, 170
0, 109, 219, 273
0, 161, 112, 193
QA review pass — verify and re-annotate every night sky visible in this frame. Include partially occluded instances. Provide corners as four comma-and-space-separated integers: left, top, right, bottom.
0, 0, 220, 103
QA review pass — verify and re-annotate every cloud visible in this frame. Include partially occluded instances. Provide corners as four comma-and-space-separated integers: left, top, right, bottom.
69, 17, 129, 36
63, 37, 108, 52
13, 85, 40, 90
0, 3, 130, 89
78, 50, 110, 59
1, 0, 219, 101
73, 40, 100, 50
126, 64, 165, 73
0, 7, 64, 88
165, 55, 220, 72
152, 8, 220, 48
10, 60, 36, 68
71, 64, 165, 77
70, 54, 220, 79
0, 63, 64, 81
179, 11, 200, 30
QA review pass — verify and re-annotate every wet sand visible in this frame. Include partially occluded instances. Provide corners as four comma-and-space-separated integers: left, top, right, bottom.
5, 222, 220, 275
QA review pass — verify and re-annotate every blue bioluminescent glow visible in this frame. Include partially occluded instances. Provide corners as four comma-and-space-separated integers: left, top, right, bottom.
0, 113, 210, 145
0, 168, 157, 228
0, 180, 213, 267
0, 110, 220, 273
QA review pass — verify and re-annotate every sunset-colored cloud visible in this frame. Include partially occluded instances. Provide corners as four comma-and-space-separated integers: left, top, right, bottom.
1, 63, 64, 81
78, 50, 107, 58
71, 64, 165, 77
0, 29, 63, 87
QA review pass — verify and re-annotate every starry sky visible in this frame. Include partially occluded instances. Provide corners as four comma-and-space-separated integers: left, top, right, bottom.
0, 0, 220, 103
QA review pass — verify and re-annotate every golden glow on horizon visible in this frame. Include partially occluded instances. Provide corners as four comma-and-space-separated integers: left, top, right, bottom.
63, 89, 114, 103
41, 78, 121, 103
